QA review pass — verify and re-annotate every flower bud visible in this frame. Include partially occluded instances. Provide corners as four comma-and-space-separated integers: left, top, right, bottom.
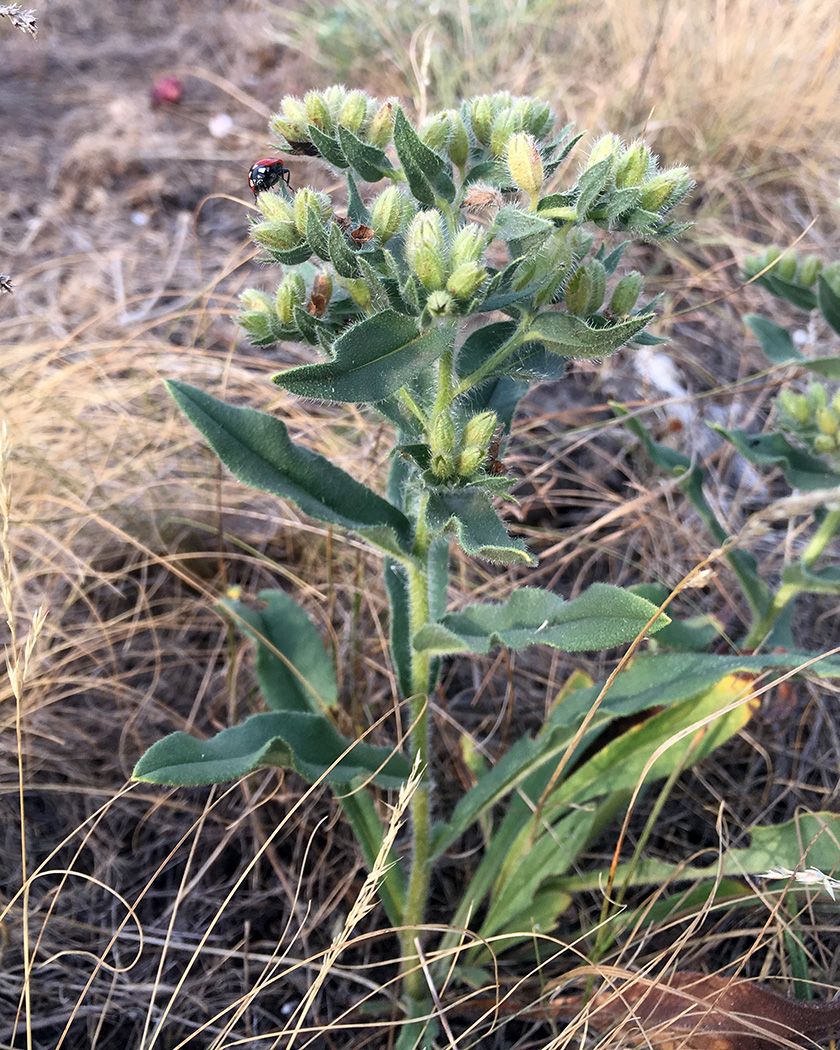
777, 389, 810, 425
461, 410, 498, 451
610, 270, 643, 314
762, 246, 782, 269
814, 433, 838, 455
455, 446, 485, 478
583, 259, 606, 314
338, 89, 368, 134
832, 389, 840, 415
470, 95, 495, 146
405, 211, 448, 292
639, 167, 691, 212
817, 407, 838, 436
275, 272, 306, 325
490, 109, 518, 159
446, 262, 487, 301
526, 99, 554, 140
587, 134, 621, 170
344, 277, 371, 311
258, 192, 295, 224
305, 90, 332, 132
426, 289, 454, 316
615, 142, 652, 187
798, 255, 822, 286
293, 188, 331, 236
240, 288, 274, 314
272, 96, 309, 143
371, 186, 408, 243
450, 224, 486, 268
420, 112, 451, 152
251, 219, 305, 252
808, 383, 828, 412
564, 266, 590, 316
446, 111, 470, 168
368, 100, 394, 147
777, 253, 797, 280
506, 132, 544, 202
430, 411, 456, 477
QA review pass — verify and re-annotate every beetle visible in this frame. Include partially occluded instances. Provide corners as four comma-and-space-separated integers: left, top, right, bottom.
248, 158, 292, 199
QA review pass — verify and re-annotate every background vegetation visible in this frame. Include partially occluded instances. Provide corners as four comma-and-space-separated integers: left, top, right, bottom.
2, 0, 839, 1047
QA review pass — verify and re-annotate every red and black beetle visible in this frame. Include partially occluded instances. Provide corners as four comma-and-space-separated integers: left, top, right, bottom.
248, 158, 292, 199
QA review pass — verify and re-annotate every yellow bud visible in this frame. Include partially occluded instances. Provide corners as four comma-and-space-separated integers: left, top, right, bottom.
639, 167, 692, 212
275, 272, 306, 325
456, 446, 485, 477
615, 142, 652, 187
344, 278, 371, 311
461, 410, 498, 451
258, 192, 295, 223
405, 211, 447, 292
450, 225, 486, 269
446, 112, 470, 169
371, 186, 408, 243
420, 112, 450, 152
587, 134, 620, 170
240, 289, 274, 313
368, 100, 394, 147
490, 109, 518, 159
446, 262, 487, 301
817, 407, 838, 436
293, 189, 331, 236
304, 90, 332, 132
507, 132, 544, 203
814, 434, 838, 454
338, 89, 368, 134
251, 220, 305, 252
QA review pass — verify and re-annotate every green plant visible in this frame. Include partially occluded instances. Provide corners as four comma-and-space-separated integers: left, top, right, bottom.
131, 88, 839, 1041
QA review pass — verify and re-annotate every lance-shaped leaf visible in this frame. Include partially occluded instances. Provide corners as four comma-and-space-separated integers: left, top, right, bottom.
133, 710, 411, 788
273, 310, 452, 403
744, 313, 840, 378
392, 105, 446, 206
337, 125, 396, 182
413, 583, 668, 657
308, 123, 348, 168
818, 273, 840, 336
425, 489, 535, 566
166, 380, 413, 556
219, 589, 337, 713
526, 311, 654, 358
710, 426, 840, 490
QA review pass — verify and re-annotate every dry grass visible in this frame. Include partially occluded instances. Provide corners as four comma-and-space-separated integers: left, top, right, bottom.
2, 0, 840, 1046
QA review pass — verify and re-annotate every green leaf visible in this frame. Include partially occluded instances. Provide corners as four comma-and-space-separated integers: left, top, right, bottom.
166, 380, 413, 556
337, 125, 396, 182
575, 156, 613, 218
305, 203, 331, 261
392, 106, 444, 207
133, 710, 412, 788
744, 314, 798, 363
749, 271, 818, 311
711, 426, 840, 490
219, 589, 337, 713
384, 558, 414, 699
273, 310, 451, 403
526, 311, 654, 358
308, 124, 348, 168
328, 221, 361, 278
818, 274, 840, 336
491, 206, 555, 250
425, 489, 535, 565
413, 584, 669, 657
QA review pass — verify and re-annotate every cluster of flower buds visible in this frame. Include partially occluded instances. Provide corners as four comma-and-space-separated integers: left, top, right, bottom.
744, 246, 840, 293
776, 382, 840, 463
467, 92, 555, 153
430, 409, 500, 481
272, 85, 396, 153
404, 212, 488, 315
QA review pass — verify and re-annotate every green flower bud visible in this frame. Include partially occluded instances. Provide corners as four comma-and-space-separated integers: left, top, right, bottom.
323, 84, 347, 115
405, 211, 448, 292
832, 389, 840, 415
446, 111, 470, 168
370, 187, 408, 243
814, 433, 838, 454
446, 262, 487, 301
461, 410, 498, 451
420, 112, 451, 152
615, 142, 652, 187
258, 192, 295, 223
762, 246, 782, 268
506, 132, 544, 202
251, 219, 305, 252
809, 383, 828, 412
275, 272, 306, 325
490, 109, 518, 159
426, 289, 454, 316
817, 407, 838, 436
431, 410, 455, 451
450, 224, 486, 269
610, 270, 644, 314
470, 95, 495, 146
238, 309, 275, 344
777, 253, 798, 280
564, 266, 591, 316
798, 255, 823, 287
338, 89, 368, 134
456, 446, 485, 477
587, 134, 621, 170
368, 100, 394, 148
271, 96, 309, 143
293, 188, 331, 236
240, 289, 274, 314
639, 168, 691, 211
778, 389, 810, 424
823, 261, 840, 294
304, 90, 332, 132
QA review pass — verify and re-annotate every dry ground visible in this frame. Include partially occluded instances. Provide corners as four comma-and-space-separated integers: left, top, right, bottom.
2, 1, 840, 1048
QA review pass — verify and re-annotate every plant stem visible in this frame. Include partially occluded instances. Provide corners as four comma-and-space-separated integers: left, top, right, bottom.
452, 319, 530, 396
399, 499, 434, 1006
